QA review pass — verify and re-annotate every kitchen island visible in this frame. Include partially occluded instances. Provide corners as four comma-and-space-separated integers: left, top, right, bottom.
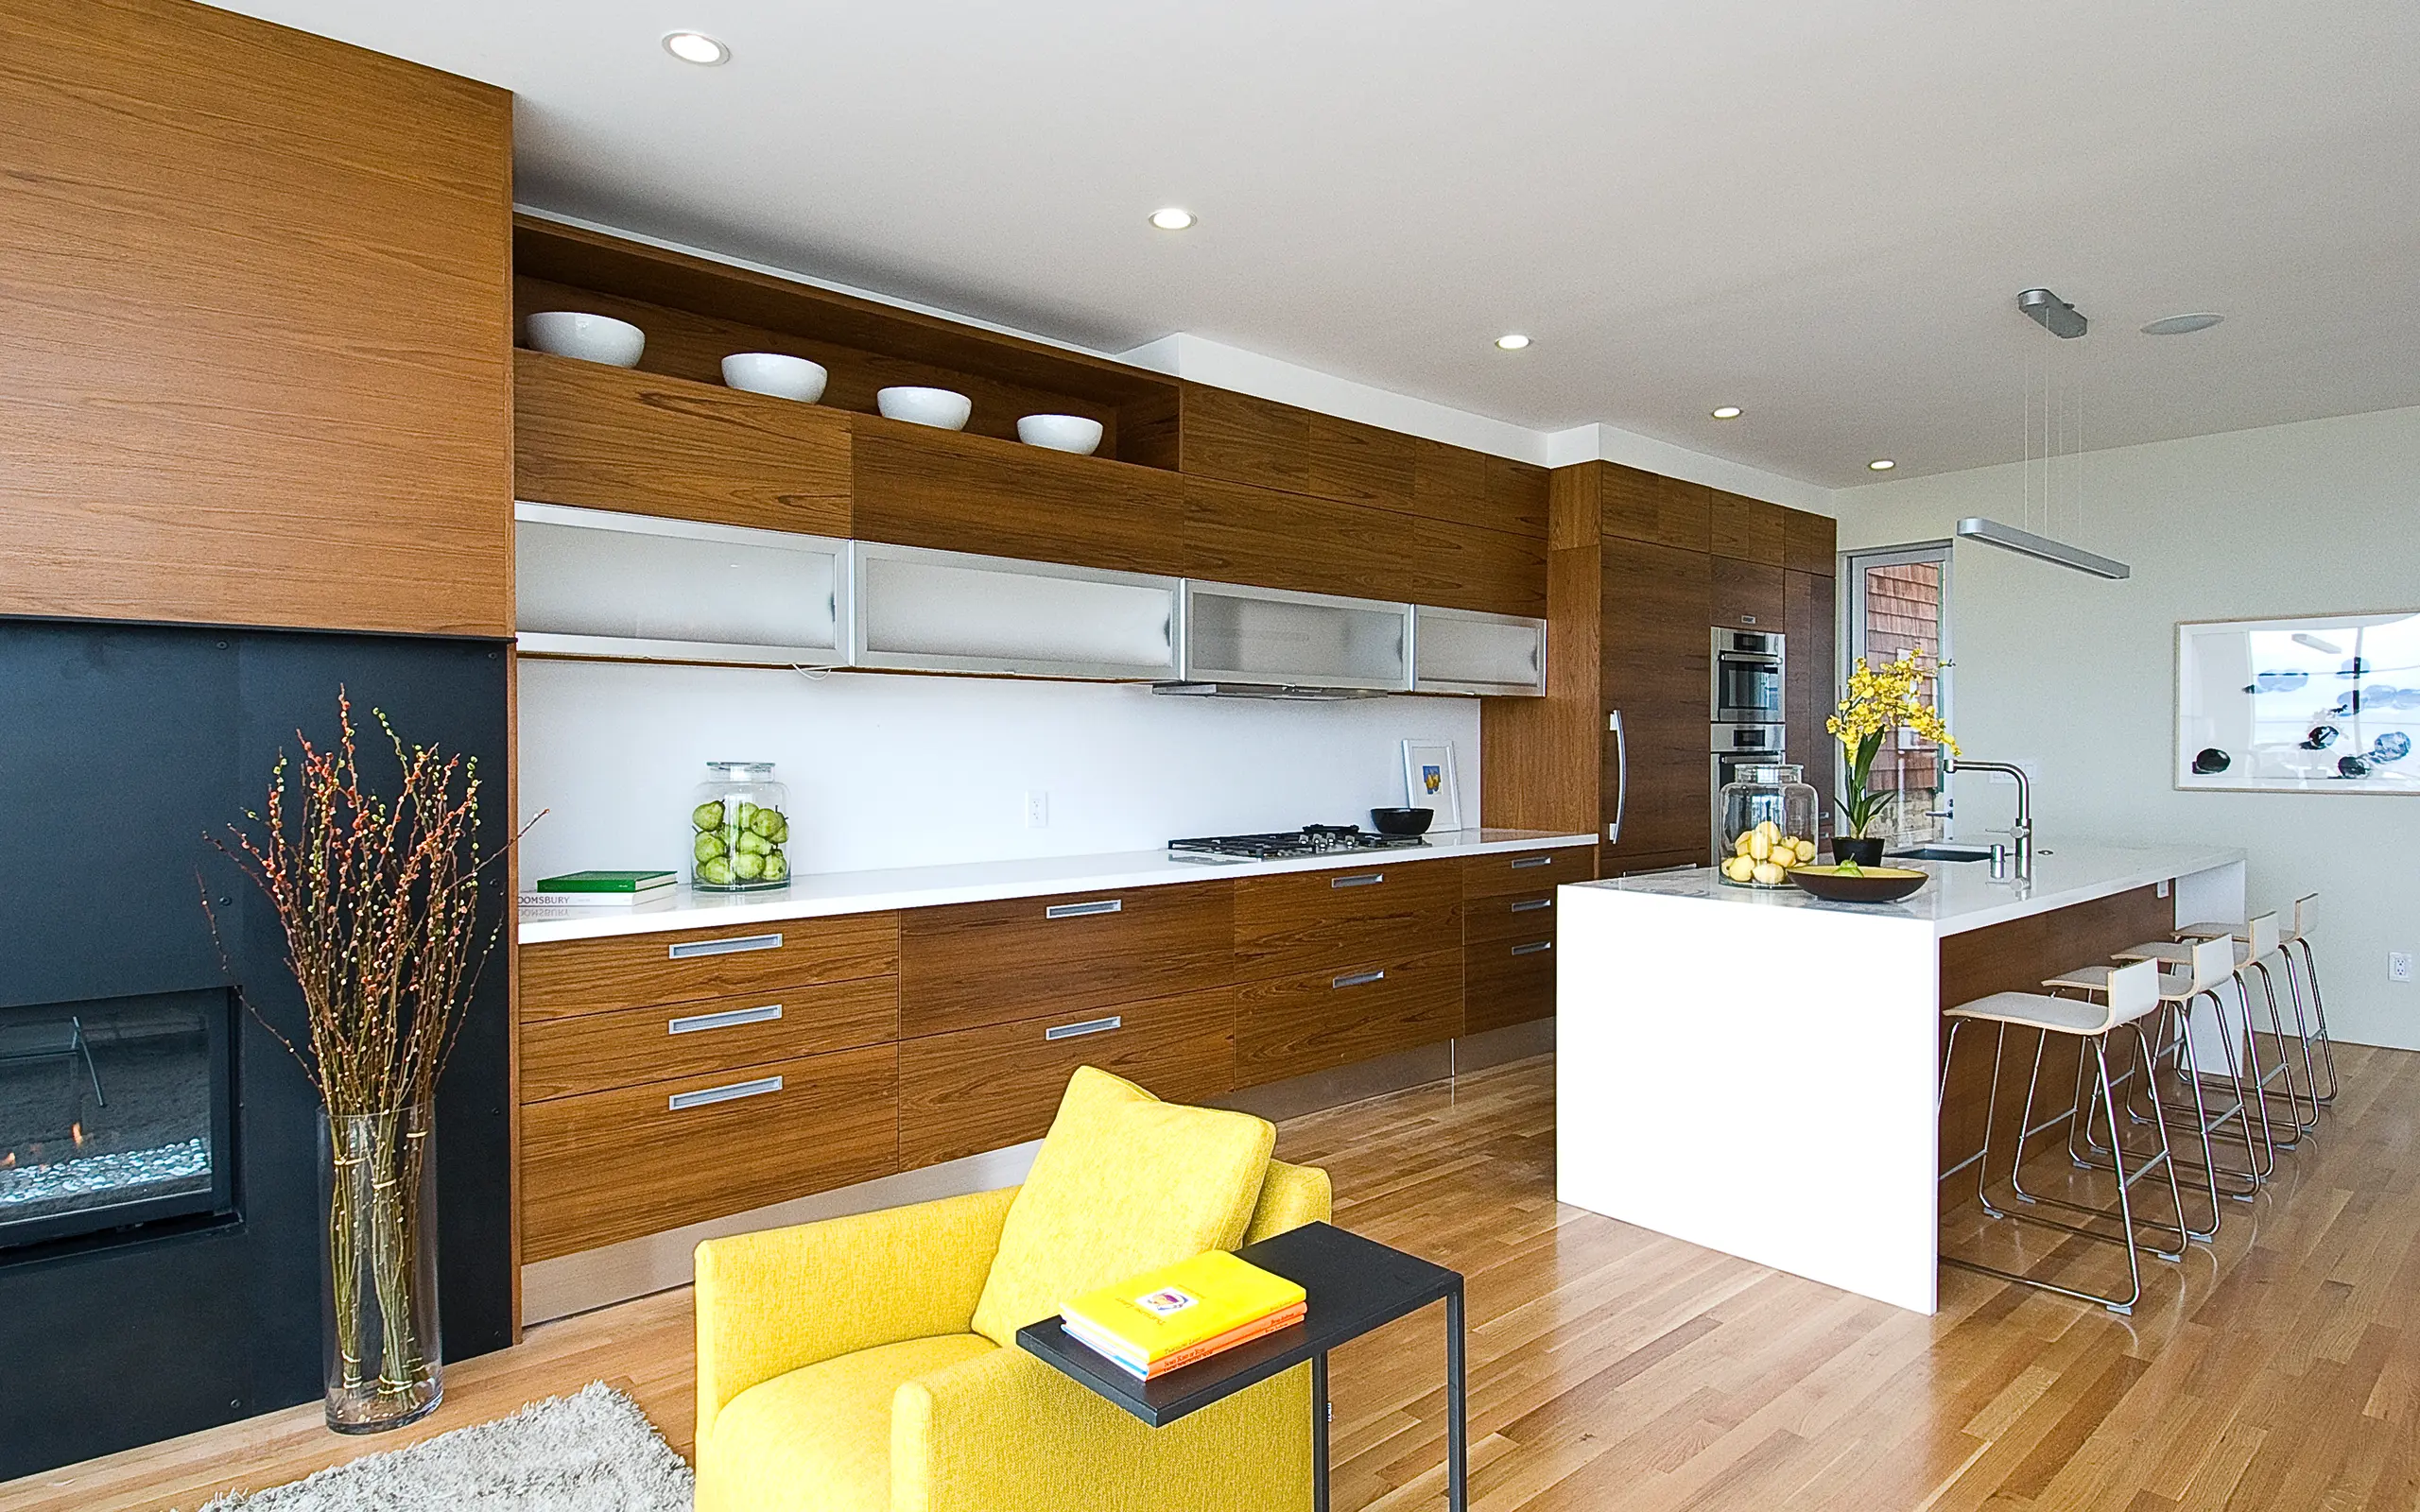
1555, 843, 2245, 1314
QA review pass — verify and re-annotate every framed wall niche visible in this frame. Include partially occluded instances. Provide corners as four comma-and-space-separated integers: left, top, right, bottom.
2176, 610, 2420, 794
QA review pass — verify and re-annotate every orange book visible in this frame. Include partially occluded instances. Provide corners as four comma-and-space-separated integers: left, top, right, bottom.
1065, 1299, 1306, 1379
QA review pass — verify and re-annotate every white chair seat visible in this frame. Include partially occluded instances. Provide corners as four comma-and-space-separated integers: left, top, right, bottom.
2042, 962, 2194, 1003
2174, 920, 2237, 941
1949, 990, 2123, 1035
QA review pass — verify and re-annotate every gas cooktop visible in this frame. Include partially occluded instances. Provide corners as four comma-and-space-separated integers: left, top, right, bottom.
1167, 824, 1431, 863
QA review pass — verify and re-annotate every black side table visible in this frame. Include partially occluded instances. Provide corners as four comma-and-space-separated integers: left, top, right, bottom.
1017, 1221, 1467, 1512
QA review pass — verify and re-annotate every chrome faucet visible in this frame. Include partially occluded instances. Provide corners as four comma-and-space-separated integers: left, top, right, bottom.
1946, 757, 2031, 881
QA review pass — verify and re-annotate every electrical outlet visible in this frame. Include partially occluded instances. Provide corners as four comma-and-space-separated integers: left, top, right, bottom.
1025, 790, 1049, 829
2392, 952, 2413, 984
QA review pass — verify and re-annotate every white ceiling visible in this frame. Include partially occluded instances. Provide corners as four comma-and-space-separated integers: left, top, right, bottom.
214, 1, 2420, 490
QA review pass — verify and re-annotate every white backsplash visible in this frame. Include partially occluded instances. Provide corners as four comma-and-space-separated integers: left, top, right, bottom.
515, 660, 1483, 884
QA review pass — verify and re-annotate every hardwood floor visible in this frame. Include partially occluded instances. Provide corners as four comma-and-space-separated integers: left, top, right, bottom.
9, 1047, 2418, 1511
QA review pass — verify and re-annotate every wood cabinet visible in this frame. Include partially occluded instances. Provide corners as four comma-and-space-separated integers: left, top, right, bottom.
519, 978, 898, 1104
1710, 492, 1787, 567
1787, 568, 1840, 831
1710, 556, 1786, 630
897, 987, 1236, 1169
851, 415, 1185, 577
1181, 477, 1547, 617
1602, 538, 1713, 861
519, 1043, 899, 1262
520, 914, 900, 1023
1459, 848, 1588, 1036
1232, 858, 1462, 981
0, 0, 513, 636
1600, 468, 1714, 552
513, 352, 855, 536
898, 884, 1235, 1038
1785, 509, 1839, 577
1234, 948, 1464, 1087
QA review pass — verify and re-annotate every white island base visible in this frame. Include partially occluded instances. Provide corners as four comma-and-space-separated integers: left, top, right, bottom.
1555, 844, 2245, 1314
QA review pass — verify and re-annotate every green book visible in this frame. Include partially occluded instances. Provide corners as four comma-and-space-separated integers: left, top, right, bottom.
530, 869, 677, 893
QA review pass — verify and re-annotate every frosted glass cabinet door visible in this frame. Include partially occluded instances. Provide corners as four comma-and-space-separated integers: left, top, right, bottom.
1181, 581, 1412, 691
1413, 606, 1547, 696
513, 503, 848, 665
853, 542, 1181, 679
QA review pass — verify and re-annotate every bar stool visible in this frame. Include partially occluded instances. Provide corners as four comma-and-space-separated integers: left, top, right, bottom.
2178, 892, 2336, 1107
2043, 935, 2249, 1243
1939, 958, 2187, 1314
2119, 914, 2310, 1147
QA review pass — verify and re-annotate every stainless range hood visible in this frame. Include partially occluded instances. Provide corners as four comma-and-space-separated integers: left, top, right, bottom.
1150, 681, 1389, 702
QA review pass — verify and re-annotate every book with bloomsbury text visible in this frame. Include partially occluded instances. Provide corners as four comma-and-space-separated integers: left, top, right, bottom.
521, 869, 678, 908
1060, 1249, 1307, 1378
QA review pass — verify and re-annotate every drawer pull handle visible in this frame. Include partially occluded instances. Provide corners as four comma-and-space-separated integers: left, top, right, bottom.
668, 933, 783, 960
1045, 1014, 1123, 1042
1046, 900, 1123, 919
667, 1003, 783, 1035
668, 1074, 784, 1111
1510, 855, 1553, 870
1511, 941, 1553, 957
1332, 970, 1387, 989
1510, 898, 1553, 913
1331, 873, 1385, 889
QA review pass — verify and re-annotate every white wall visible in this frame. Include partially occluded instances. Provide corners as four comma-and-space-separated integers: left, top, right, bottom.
1837, 404, 2420, 1050
516, 662, 1481, 883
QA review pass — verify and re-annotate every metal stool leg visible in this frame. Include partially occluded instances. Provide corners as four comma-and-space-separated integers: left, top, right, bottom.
2292, 936, 2339, 1103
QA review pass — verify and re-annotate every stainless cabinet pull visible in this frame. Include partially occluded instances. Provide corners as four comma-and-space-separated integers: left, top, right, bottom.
1510, 855, 1553, 870
1511, 898, 1553, 913
1511, 941, 1553, 956
1045, 1014, 1123, 1041
1332, 969, 1387, 989
668, 1074, 783, 1110
1330, 873, 1385, 888
667, 1003, 783, 1035
668, 933, 783, 960
1046, 899, 1123, 919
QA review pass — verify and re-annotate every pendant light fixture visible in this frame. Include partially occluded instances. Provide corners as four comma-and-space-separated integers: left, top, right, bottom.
1953, 288, 2132, 580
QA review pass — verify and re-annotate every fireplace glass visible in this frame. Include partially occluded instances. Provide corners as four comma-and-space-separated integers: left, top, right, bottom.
0, 988, 236, 1253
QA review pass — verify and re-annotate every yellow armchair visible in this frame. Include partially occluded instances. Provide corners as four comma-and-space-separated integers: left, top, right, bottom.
695, 1160, 1333, 1512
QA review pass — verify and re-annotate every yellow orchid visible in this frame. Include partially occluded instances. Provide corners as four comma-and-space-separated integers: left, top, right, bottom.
1828, 651, 1958, 837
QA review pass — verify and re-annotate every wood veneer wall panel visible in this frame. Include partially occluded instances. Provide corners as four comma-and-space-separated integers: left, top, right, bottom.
514, 274, 1123, 455
854, 417, 1185, 576
1937, 885, 2177, 1196
513, 352, 854, 534
0, 0, 513, 635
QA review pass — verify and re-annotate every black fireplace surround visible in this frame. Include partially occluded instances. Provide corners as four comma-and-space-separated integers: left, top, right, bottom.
0, 620, 513, 1480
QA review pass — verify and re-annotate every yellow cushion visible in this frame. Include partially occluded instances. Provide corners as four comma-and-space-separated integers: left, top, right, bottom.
969, 1066, 1275, 1348
698, 1332, 995, 1512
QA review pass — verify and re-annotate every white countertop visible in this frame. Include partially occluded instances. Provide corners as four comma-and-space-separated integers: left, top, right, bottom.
520, 827, 1597, 943
1571, 841, 2246, 937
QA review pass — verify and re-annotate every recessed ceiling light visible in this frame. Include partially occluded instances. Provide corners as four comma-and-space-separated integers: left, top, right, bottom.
1710, 405, 1743, 420
1148, 207, 1196, 232
1868, 458, 1896, 472
1495, 333, 1531, 351
662, 30, 730, 65
2141, 312, 2224, 336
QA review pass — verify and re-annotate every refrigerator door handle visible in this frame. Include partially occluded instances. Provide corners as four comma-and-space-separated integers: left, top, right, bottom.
1607, 710, 1627, 845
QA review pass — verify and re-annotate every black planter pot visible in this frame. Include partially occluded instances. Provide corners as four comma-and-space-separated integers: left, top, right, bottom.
1831, 836, 1887, 868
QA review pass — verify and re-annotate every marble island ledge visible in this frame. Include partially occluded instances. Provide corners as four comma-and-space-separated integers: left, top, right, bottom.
1576, 841, 2248, 936
519, 827, 1599, 944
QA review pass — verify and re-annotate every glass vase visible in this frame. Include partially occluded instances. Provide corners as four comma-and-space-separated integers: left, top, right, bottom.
319, 1103, 442, 1434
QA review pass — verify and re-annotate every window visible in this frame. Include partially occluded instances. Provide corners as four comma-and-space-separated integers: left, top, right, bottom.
1842, 542, 1954, 843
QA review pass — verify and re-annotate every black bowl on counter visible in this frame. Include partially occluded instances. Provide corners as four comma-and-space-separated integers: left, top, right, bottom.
1787, 865, 1928, 904
1370, 806, 1435, 836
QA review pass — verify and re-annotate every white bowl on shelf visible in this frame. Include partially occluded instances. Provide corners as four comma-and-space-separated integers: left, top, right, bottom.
876, 386, 973, 430
523, 311, 645, 368
1016, 413, 1105, 455
721, 352, 828, 403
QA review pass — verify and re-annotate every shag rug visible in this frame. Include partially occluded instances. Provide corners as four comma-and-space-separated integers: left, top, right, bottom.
196, 1383, 692, 1511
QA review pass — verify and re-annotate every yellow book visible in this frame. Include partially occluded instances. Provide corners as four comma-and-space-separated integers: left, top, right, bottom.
1060, 1250, 1308, 1365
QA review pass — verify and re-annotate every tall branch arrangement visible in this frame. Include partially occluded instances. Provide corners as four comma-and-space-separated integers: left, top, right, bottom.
208, 690, 498, 1118
1827, 652, 1960, 839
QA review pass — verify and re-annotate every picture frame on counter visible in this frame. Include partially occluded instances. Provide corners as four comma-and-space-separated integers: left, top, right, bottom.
2175, 610, 2420, 795
1402, 740, 1463, 829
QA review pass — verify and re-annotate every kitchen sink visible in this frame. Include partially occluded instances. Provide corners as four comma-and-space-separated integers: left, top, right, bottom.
1889, 846, 1996, 862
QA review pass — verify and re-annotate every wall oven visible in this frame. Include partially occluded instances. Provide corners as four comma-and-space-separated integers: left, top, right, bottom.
1711, 628, 1785, 723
